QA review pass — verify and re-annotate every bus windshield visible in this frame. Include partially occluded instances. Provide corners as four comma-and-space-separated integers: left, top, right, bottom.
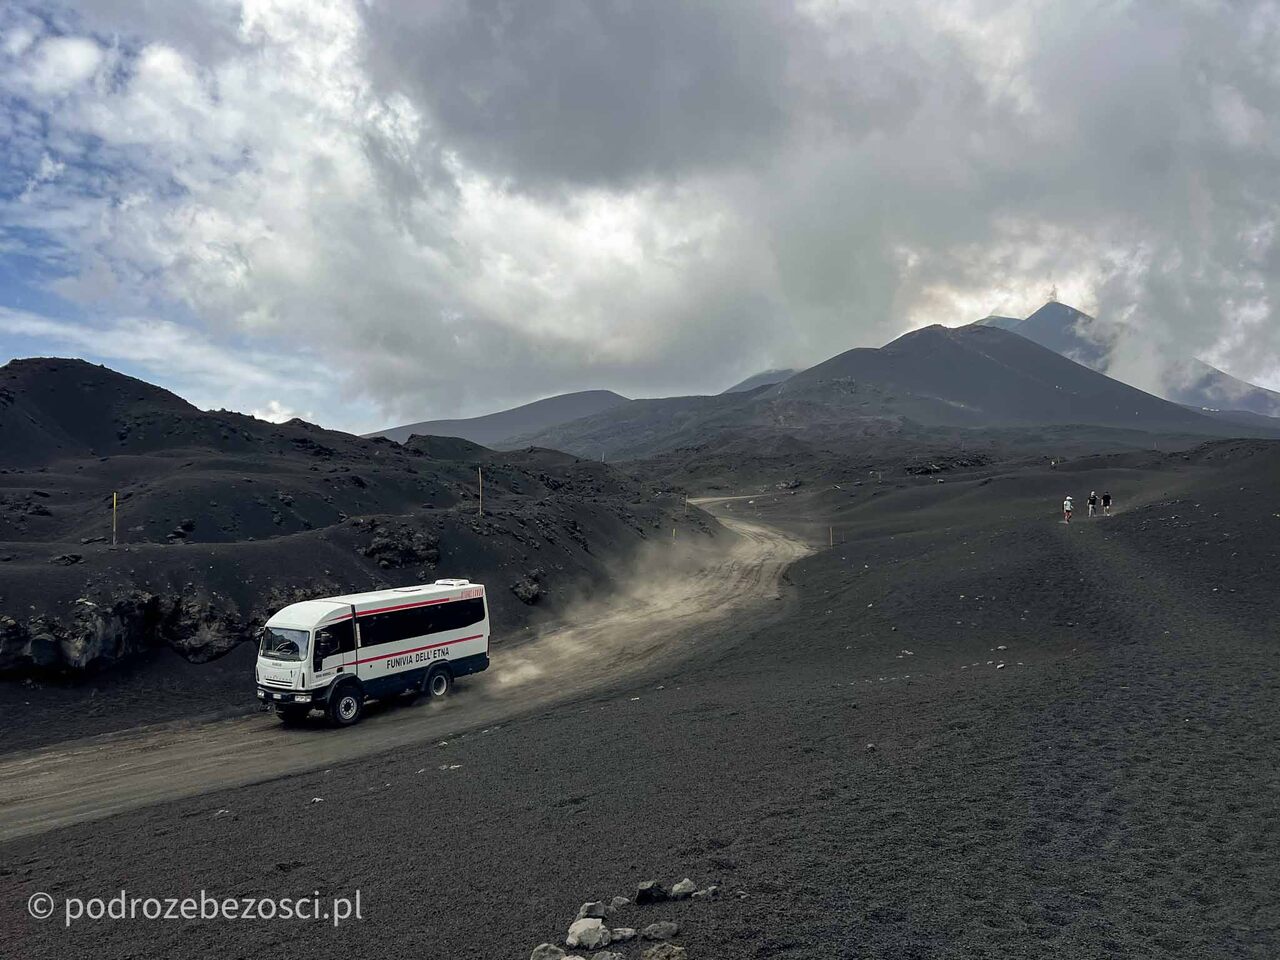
260, 627, 310, 661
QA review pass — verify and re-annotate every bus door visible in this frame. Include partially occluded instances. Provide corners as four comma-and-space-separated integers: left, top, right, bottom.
313, 609, 358, 683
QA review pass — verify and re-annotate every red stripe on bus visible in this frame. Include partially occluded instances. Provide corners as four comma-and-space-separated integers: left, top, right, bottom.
351, 634, 484, 666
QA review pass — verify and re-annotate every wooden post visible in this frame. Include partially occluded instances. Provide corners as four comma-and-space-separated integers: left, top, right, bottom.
112, 492, 118, 546
477, 467, 483, 518
829, 525, 833, 548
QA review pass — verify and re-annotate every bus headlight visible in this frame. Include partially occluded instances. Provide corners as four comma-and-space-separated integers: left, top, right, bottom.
292, 694, 311, 702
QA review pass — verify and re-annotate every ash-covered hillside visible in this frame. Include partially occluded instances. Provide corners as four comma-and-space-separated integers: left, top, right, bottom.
0, 358, 717, 677
777, 323, 1221, 429
368, 389, 630, 446
516, 324, 1270, 460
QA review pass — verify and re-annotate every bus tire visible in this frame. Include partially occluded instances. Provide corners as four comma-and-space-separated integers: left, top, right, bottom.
277, 705, 310, 725
327, 681, 364, 727
426, 666, 453, 699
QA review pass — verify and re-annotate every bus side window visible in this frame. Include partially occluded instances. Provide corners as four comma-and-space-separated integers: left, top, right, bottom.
437, 598, 485, 631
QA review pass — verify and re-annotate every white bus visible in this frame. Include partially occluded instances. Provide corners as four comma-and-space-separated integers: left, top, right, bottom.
255, 579, 490, 726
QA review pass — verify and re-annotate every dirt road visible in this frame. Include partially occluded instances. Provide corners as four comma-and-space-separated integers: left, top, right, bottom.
0, 504, 809, 843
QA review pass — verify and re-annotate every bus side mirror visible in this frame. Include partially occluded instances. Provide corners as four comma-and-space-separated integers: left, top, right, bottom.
315, 633, 338, 660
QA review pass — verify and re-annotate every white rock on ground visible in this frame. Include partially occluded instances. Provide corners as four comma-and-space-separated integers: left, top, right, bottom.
642, 920, 681, 941
670, 878, 697, 900
691, 884, 720, 900
609, 895, 631, 910
530, 945, 565, 960
610, 927, 637, 942
566, 918, 611, 950
590, 953, 626, 960
577, 901, 609, 920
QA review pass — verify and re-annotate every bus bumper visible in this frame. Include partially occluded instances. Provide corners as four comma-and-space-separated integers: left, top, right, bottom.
256, 683, 334, 707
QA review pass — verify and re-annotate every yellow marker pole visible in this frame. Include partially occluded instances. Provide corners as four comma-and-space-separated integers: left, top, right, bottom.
112, 492, 118, 546
829, 525, 833, 548
478, 467, 483, 518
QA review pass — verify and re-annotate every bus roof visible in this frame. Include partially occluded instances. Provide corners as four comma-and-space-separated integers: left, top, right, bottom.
265, 580, 484, 630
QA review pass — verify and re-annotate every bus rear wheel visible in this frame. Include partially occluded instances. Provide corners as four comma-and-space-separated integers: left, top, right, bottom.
327, 683, 364, 727
426, 667, 453, 699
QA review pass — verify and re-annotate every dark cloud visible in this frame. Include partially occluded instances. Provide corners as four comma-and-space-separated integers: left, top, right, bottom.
362, 0, 792, 187
360, 0, 924, 190
3, 0, 1280, 430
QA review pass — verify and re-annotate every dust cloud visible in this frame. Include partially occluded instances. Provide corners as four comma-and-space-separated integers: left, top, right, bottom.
485, 501, 811, 694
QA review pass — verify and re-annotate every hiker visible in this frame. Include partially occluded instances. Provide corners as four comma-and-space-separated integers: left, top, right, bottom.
1102, 491, 1112, 516
1063, 495, 1074, 523
1088, 490, 1099, 517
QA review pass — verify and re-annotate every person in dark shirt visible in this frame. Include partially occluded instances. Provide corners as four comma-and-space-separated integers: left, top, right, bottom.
1088, 491, 1099, 517
1102, 491, 1112, 516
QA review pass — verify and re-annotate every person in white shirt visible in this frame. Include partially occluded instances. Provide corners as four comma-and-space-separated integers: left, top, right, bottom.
1063, 495, 1074, 523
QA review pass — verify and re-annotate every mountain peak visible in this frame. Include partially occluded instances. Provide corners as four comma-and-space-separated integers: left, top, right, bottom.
987, 301, 1280, 417
0, 355, 201, 468
1, 356, 194, 410
1024, 300, 1091, 325
886, 322, 1010, 352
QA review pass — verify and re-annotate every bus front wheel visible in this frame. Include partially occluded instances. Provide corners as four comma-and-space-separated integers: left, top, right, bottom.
327, 682, 364, 727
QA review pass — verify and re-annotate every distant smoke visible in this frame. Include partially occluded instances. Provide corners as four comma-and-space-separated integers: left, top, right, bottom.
1041, 296, 1280, 414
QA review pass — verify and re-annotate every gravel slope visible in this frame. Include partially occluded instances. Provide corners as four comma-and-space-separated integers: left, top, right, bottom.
3, 447, 1278, 959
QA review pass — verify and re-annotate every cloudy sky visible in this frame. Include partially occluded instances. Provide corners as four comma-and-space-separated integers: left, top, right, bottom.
2, 0, 1278, 432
